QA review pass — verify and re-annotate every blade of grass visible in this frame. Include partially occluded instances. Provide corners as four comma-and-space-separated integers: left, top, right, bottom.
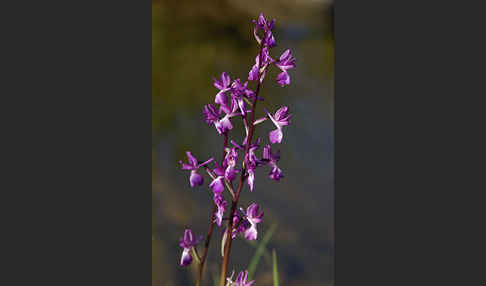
272, 249, 279, 286
247, 223, 277, 280
245, 240, 273, 265
211, 264, 220, 286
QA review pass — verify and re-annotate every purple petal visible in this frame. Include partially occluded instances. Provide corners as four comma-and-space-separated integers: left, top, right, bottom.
225, 166, 239, 181
247, 169, 255, 192
265, 31, 276, 47
244, 225, 258, 240
269, 166, 284, 181
279, 49, 290, 62
203, 104, 220, 125
221, 72, 230, 88
185, 151, 198, 167
247, 203, 258, 217
269, 128, 283, 144
215, 115, 233, 134
246, 203, 264, 224
189, 170, 204, 187
213, 162, 225, 177
179, 161, 194, 170
180, 248, 192, 266
248, 63, 259, 81
274, 106, 288, 121
230, 140, 244, 150
264, 108, 280, 128
198, 157, 214, 168
213, 77, 223, 90
276, 71, 290, 86
214, 195, 227, 227
268, 19, 275, 30
257, 13, 266, 27
215, 91, 229, 109
209, 176, 224, 194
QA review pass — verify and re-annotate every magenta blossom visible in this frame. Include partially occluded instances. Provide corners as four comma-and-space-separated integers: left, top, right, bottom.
214, 194, 227, 227
203, 103, 220, 125
179, 229, 202, 267
179, 151, 214, 187
275, 49, 296, 86
223, 147, 240, 182
252, 12, 276, 48
230, 79, 255, 116
232, 137, 262, 191
243, 203, 264, 240
266, 106, 292, 144
209, 175, 225, 194
245, 138, 262, 191
222, 211, 251, 239
263, 144, 283, 181
226, 270, 255, 286
248, 47, 274, 83
214, 72, 231, 92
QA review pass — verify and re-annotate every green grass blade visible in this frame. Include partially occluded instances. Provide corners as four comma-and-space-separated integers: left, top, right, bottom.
272, 249, 279, 286
244, 240, 272, 265
247, 224, 277, 280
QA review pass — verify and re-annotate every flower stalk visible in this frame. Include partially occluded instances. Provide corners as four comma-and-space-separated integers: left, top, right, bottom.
176, 13, 295, 286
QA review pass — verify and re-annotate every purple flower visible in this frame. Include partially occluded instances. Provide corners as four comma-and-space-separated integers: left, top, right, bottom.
212, 161, 225, 177
222, 147, 240, 181
222, 211, 250, 240
213, 72, 233, 115
248, 47, 274, 83
231, 79, 255, 116
252, 13, 276, 48
274, 49, 296, 86
179, 151, 214, 187
225, 166, 239, 182
203, 103, 220, 125
214, 115, 233, 135
214, 193, 227, 227
263, 144, 284, 181
266, 106, 292, 144
213, 94, 243, 135
244, 203, 264, 240
248, 57, 259, 81
227, 270, 255, 286
179, 229, 202, 267
213, 72, 231, 91
244, 138, 262, 191
209, 176, 225, 194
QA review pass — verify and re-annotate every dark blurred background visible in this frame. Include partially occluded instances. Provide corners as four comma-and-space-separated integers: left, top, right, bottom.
152, 1, 334, 285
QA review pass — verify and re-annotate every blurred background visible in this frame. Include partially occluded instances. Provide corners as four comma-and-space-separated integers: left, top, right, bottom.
153, 0, 334, 285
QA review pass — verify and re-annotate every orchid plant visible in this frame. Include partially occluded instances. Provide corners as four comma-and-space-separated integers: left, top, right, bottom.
177, 13, 295, 286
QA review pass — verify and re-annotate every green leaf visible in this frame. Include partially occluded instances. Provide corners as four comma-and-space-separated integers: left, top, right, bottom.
244, 239, 272, 265
247, 224, 278, 280
272, 249, 279, 286
191, 247, 201, 264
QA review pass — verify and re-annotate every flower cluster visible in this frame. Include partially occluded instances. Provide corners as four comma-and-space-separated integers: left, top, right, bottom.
176, 12, 295, 285
226, 270, 255, 286
179, 229, 203, 266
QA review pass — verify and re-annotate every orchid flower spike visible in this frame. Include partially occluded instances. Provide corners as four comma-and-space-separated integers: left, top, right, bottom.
179, 151, 214, 187
266, 106, 292, 144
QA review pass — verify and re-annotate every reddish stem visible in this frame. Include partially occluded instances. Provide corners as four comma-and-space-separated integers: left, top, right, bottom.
219, 42, 264, 286
197, 133, 228, 286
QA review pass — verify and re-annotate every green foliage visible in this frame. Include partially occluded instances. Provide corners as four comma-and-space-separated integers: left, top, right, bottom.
272, 249, 279, 286
247, 224, 278, 280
